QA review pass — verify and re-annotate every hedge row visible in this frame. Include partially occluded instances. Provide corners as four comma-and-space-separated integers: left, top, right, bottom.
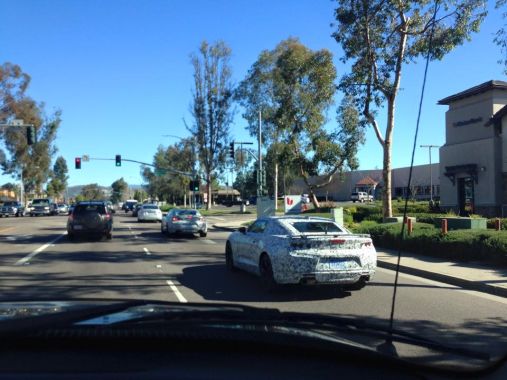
353, 222, 507, 265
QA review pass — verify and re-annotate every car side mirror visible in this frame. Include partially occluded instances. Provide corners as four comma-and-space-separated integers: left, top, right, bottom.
238, 226, 247, 234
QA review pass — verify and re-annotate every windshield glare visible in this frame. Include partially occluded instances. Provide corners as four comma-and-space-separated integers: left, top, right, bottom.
0, 0, 506, 371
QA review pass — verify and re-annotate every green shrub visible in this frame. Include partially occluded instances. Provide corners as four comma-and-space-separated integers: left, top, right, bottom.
487, 218, 507, 230
159, 204, 175, 212
352, 222, 507, 265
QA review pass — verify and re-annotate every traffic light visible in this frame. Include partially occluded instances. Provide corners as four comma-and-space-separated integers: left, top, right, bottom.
26, 125, 36, 145
75, 157, 81, 169
115, 154, 121, 167
189, 179, 200, 192
229, 142, 234, 159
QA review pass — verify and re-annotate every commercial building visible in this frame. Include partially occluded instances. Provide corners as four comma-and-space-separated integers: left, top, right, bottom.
288, 163, 440, 202
438, 80, 507, 216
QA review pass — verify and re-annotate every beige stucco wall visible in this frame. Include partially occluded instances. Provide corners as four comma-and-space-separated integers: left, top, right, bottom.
439, 138, 497, 208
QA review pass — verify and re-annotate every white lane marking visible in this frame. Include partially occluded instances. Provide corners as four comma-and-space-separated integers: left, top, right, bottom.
376, 267, 507, 305
143, 247, 151, 255
166, 280, 188, 303
200, 239, 216, 245
15, 232, 67, 266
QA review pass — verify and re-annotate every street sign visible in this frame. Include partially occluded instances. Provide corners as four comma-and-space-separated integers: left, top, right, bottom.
284, 195, 302, 214
82, 155, 90, 162
155, 168, 166, 176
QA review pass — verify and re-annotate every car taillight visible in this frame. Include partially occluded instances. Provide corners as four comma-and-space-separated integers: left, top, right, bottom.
330, 239, 346, 245
172, 216, 180, 222
104, 213, 111, 220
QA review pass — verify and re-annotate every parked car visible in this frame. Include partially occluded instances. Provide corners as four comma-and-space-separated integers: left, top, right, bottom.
0, 201, 25, 217
225, 216, 377, 291
30, 198, 53, 216
137, 204, 162, 222
67, 201, 113, 240
350, 192, 374, 203
161, 209, 207, 237
68, 203, 75, 215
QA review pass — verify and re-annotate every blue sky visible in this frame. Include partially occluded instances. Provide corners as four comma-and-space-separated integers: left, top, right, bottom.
0, 0, 505, 187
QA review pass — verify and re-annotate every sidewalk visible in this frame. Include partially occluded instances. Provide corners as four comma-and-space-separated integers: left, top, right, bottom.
376, 249, 507, 298
211, 218, 507, 298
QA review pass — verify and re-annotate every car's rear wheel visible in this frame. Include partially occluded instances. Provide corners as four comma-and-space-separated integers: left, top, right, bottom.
259, 254, 276, 292
105, 232, 112, 240
199, 231, 207, 238
225, 242, 237, 272
68, 233, 75, 241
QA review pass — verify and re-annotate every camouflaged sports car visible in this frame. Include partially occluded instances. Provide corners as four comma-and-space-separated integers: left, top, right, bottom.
225, 216, 377, 291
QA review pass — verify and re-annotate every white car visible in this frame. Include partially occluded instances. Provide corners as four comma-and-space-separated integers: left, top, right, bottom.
225, 216, 376, 291
137, 204, 162, 222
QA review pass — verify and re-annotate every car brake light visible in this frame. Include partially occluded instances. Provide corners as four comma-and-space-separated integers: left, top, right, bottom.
172, 216, 180, 222
104, 213, 111, 220
330, 239, 346, 245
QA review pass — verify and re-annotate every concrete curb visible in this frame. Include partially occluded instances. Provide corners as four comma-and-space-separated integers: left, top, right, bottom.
377, 260, 507, 299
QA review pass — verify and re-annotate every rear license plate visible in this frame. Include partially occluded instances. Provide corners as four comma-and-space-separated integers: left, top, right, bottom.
73, 225, 83, 230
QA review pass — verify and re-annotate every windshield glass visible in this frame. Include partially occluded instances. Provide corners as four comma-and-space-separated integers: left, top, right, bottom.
31, 199, 49, 205
0, 0, 506, 371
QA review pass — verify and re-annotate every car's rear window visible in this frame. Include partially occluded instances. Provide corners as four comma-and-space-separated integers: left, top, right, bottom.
3, 202, 15, 206
143, 205, 159, 209
176, 210, 198, 216
75, 205, 106, 214
289, 221, 343, 233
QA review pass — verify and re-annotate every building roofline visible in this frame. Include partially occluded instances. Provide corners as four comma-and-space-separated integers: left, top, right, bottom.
438, 80, 507, 105
485, 104, 507, 127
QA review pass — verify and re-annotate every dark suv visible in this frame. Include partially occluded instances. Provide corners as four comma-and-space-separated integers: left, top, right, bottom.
67, 201, 113, 240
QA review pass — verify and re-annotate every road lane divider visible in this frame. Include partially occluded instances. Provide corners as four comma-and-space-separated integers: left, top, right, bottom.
15, 232, 67, 266
166, 280, 188, 303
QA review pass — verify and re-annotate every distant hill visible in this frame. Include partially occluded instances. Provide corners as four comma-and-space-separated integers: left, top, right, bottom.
67, 184, 144, 198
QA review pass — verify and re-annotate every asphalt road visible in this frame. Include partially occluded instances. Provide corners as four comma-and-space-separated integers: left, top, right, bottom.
1, 212, 506, 361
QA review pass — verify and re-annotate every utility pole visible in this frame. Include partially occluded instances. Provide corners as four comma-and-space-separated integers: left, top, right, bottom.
258, 110, 262, 197
420, 145, 439, 202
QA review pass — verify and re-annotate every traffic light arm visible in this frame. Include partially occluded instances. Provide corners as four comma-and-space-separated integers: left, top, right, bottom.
84, 156, 210, 183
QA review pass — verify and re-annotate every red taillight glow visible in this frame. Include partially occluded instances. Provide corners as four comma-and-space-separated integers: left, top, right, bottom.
172, 216, 180, 222
330, 239, 346, 245
103, 213, 111, 220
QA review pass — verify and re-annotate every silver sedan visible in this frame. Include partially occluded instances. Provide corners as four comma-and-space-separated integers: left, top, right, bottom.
161, 209, 207, 237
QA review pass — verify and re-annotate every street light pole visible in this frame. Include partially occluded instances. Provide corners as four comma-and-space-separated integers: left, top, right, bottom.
420, 145, 439, 202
